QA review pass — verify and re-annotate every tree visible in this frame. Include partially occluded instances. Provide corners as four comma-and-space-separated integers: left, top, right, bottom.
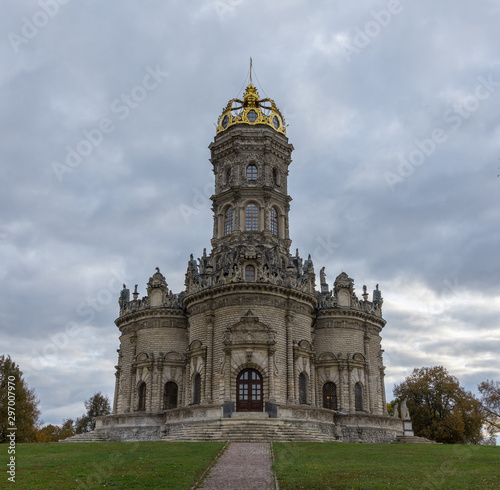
35, 424, 61, 443
0, 355, 40, 443
478, 379, 500, 442
393, 366, 483, 444
35, 419, 75, 442
59, 419, 75, 440
75, 392, 111, 434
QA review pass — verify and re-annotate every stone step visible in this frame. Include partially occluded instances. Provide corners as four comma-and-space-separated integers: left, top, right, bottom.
162, 419, 333, 442
392, 435, 437, 444
60, 431, 109, 443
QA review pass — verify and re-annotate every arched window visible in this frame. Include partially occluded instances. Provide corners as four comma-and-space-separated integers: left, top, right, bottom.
355, 382, 363, 411
299, 372, 308, 404
323, 382, 337, 410
193, 373, 201, 405
163, 382, 178, 410
245, 265, 255, 281
270, 208, 278, 236
247, 164, 258, 181
226, 168, 232, 185
224, 207, 233, 235
245, 204, 258, 231
137, 382, 147, 411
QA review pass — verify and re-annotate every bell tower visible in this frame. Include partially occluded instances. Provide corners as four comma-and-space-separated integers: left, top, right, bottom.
209, 83, 294, 255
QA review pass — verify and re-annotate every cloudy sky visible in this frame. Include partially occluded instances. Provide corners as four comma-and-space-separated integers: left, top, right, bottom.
1, 0, 499, 427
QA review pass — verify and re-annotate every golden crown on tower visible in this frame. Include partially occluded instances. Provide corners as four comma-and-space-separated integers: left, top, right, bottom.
216, 83, 286, 135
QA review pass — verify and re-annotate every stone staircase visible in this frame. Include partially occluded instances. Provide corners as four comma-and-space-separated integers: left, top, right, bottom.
60, 431, 110, 443
162, 417, 335, 442
392, 435, 437, 444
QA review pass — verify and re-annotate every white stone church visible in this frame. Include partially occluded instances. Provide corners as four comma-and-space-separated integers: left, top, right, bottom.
84, 79, 408, 443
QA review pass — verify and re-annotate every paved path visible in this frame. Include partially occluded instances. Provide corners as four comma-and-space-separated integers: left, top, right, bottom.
198, 442, 274, 490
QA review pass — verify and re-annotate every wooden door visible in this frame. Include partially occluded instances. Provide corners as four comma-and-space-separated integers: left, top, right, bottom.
236, 369, 263, 412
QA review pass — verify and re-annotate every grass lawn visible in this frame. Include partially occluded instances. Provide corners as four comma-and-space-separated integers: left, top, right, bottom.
273, 442, 500, 489
11, 441, 225, 489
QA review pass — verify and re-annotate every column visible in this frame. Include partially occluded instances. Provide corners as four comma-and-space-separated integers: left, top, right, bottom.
338, 364, 344, 412
205, 314, 214, 404
268, 347, 276, 402
348, 364, 354, 413
184, 359, 191, 406
286, 313, 295, 403
224, 348, 232, 403
309, 355, 316, 407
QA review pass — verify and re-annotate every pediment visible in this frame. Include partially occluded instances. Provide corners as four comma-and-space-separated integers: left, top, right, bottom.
318, 352, 337, 362
164, 351, 184, 361
225, 313, 275, 346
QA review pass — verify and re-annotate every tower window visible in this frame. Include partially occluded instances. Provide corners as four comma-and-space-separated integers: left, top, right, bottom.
247, 164, 258, 181
138, 382, 147, 411
224, 207, 233, 235
271, 207, 278, 236
273, 168, 280, 186
245, 204, 258, 231
245, 265, 255, 281
355, 382, 364, 411
226, 168, 232, 185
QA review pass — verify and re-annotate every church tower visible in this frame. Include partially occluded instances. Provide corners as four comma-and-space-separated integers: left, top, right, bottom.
98, 73, 404, 444
183, 81, 318, 410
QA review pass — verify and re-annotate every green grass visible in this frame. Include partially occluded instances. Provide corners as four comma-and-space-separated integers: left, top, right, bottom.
6, 441, 500, 489
273, 442, 500, 489
12, 441, 225, 489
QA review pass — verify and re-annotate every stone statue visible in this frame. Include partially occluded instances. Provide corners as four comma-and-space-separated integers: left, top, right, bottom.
400, 399, 410, 420
320, 267, 326, 285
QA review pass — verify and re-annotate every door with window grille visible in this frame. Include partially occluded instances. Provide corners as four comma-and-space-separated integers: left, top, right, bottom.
236, 369, 263, 412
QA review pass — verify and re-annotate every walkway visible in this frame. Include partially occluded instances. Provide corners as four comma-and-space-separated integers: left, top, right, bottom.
198, 442, 274, 490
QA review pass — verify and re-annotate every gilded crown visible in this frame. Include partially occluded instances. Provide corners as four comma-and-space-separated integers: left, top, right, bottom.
216, 83, 286, 135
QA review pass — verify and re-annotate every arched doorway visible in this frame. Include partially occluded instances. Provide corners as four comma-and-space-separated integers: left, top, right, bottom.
236, 368, 263, 412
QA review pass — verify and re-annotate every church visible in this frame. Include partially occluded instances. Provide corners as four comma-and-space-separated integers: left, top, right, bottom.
90, 78, 407, 443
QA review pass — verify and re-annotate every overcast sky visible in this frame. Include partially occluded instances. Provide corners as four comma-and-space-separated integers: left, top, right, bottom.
1, 0, 499, 427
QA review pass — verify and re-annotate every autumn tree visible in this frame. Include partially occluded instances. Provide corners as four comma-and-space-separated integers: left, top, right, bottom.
393, 366, 483, 444
59, 419, 75, 440
75, 392, 111, 434
35, 424, 61, 443
0, 355, 40, 443
478, 379, 500, 441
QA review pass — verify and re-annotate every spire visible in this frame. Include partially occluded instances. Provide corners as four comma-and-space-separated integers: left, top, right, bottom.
249, 57, 253, 84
